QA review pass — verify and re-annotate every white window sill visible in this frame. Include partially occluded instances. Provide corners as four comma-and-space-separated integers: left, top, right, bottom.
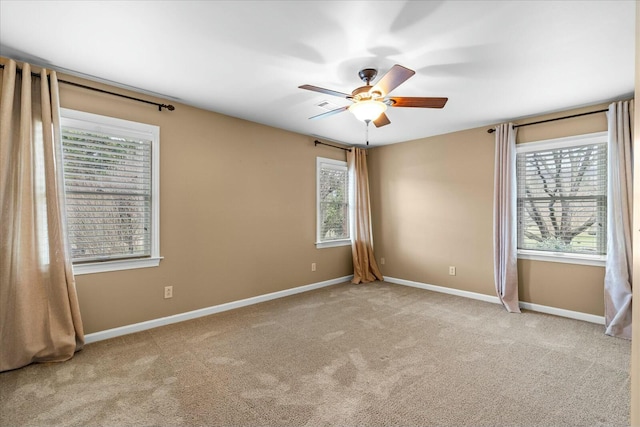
316, 239, 351, 249
72, 256, 163, 275
517, 250, 605, 267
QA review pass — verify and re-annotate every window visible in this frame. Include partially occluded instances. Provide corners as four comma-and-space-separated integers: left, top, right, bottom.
60, 109, 161, 274
316, 157, 350, 248
516, 132, 607, 265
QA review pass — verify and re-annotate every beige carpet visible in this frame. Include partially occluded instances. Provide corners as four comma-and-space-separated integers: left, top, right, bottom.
0, 281, 631, 426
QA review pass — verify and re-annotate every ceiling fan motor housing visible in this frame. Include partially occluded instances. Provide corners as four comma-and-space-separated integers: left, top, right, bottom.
352, 85, 383, 101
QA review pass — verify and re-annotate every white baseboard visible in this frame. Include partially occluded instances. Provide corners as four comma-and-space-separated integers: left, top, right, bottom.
86, 274, 604, 344
384, 276, 502, 304
85, 275, 353, 344
517, 301, 604, 325
383, 276, 605, 325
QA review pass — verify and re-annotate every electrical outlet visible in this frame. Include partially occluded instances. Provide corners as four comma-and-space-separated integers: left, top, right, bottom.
449, 266, 456, 276
311, 262, 316, 272
164, 286, 173, 299
380, 257, 385, 265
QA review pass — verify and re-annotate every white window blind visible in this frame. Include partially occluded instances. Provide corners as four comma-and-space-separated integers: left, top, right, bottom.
60, 110, 159, 267
516, 135, 607, 256
317, 158, 350, 246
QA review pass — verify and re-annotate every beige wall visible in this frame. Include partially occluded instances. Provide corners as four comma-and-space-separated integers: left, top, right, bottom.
368, 127, 496, 296
54, 74, 352, 334
631, 1, 638, 425
368, 104, 612, 316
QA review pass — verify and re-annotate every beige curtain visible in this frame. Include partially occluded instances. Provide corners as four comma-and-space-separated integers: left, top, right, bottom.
604, 100, 634, 339
0, 60, 84, 372
347, 147, 383, 284
493, 123, 520, 313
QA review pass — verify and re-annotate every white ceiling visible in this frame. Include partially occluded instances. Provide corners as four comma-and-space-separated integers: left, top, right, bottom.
0, 1, 635, 146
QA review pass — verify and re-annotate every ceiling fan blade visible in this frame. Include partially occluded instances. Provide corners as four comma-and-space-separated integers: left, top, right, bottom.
299, 84, 351, 99
371, 64, 415, 96
388, 97, 448, 108
308, 105, 349, 120
373, 113, 391, 128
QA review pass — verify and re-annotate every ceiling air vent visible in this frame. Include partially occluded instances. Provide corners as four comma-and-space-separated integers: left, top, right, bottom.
316, 100, 340, 111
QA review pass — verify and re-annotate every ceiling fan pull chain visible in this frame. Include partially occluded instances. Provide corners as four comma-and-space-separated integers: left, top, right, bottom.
365, 120, 370, 145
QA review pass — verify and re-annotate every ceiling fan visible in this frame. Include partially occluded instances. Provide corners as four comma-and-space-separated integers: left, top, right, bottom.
299, 64, 448, 129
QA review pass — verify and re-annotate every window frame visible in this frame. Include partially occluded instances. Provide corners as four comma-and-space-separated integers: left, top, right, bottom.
316, 157, 351, 249
59, 108, 162, 275
515, 131, 607, 267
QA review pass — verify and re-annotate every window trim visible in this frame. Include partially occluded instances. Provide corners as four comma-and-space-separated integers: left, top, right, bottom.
60, 108, 161, 275
316, 157, 351, 249
515, 131, 607, 265
71, 257, 164, 275
517, 250, 606, 267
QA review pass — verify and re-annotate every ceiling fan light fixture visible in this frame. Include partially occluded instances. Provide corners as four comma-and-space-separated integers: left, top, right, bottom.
348, 100, 387, 122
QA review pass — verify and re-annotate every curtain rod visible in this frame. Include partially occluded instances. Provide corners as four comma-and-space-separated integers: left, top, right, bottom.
486, 108, 608, 133
0, 64, 175, 112
314, 139, 352, 152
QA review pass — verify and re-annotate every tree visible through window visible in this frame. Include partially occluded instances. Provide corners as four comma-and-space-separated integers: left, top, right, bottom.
317, 157, 350, 247
516, 133, 607, 257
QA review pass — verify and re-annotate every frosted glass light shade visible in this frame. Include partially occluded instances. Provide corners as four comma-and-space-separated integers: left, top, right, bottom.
348, 100, 387, 122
